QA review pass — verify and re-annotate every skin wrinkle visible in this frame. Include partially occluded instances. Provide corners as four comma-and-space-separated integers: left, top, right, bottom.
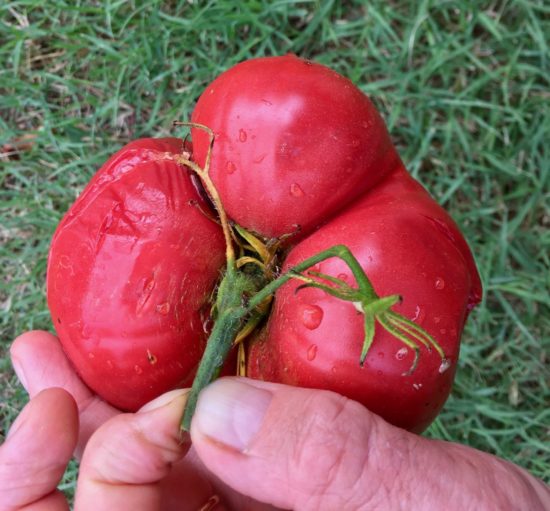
284, 393, 380, 511
87, 420, 169, 484
319, 400, 379, 511
371, 423, 421, 511
0, 388, 77, 511
132, 414, 185, 463
84, 401, 188, 492
1, 462, 62, 497
399, 438, 550, 510
287, 393, 348, 508
448, 443, 548, 510
77, 393, 101, 423
329, 406, 418, 511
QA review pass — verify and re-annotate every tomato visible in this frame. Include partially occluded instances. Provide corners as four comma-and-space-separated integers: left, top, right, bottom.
48, 55, 482, 432
191, 54, 400, 239
247, 168, 482, 432
47, 138, 226, 410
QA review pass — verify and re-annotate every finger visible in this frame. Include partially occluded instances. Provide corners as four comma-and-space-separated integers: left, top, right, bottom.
0, 388, 78, 511
156, 457, 226, 511
190, 377, 417, 511
75, 389, 195, 511
10, 331, 119, 457
172, 447, 275, 511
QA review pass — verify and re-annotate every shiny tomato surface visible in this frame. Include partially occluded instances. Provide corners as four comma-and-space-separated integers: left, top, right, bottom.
192, 54, 400, 239
47, 138, 225, 410
247, 167, 482, 432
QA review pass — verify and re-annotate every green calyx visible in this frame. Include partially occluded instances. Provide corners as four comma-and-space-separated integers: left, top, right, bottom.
290, 265, 447, 376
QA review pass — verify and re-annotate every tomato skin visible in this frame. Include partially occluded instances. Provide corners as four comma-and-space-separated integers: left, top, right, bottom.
47, 138, 226, 411
248, 167, 482, 433
192, 54, 400, 239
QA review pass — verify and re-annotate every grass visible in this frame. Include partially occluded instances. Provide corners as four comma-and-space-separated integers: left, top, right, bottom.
1, 0, 548, 494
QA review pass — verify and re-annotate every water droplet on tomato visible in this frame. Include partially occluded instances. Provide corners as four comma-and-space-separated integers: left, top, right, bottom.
239, 129, 247, 142
395, 347, 408, 360
226, 161, 236, 174
412, 305, 425, 323
261, 99, 272, 106
435, 277, 445, 290
331, 366, 337, 374
106, 360, 113, 369
134, 365, 143, 375
306, 344, 318, 361
377, 351, 384, 359
88, 352, 95, 359
301, 304, 323, 330
290, 183, 304, 197
337, 273, 348, 281
413, 383, 423, 391
156, 302, 170, 315
350, 139, 360, 147
253, 153, 266, 164
439, 358, 451, 374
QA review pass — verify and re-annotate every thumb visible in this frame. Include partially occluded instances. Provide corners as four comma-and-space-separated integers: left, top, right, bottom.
190, 377, 415, 511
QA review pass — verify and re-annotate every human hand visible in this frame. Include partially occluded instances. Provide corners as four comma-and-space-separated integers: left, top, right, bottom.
2, 331, 271, 511
2, 331, 549, 510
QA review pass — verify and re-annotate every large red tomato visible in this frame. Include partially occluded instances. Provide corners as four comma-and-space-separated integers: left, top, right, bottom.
47, 138, 225, 410
48, 56, 482, 433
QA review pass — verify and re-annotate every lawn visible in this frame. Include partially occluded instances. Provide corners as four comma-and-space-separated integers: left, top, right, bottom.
1, 0, 548, 493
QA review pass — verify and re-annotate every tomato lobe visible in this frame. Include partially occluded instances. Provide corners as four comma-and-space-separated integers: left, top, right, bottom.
192, 55, 400, 239
48, 139, 226, 410
248, 167, 482, 432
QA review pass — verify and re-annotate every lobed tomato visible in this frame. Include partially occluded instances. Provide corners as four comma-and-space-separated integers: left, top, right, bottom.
48, 55, 481, 432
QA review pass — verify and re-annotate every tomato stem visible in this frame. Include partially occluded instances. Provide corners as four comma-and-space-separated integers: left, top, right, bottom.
182, 307, 243, 430
173, 121, 236, 267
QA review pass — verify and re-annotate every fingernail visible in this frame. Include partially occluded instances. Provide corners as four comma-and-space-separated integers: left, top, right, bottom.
139, 388, 189, 412
193, 378, 272, 452
11, 355, 29, 389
